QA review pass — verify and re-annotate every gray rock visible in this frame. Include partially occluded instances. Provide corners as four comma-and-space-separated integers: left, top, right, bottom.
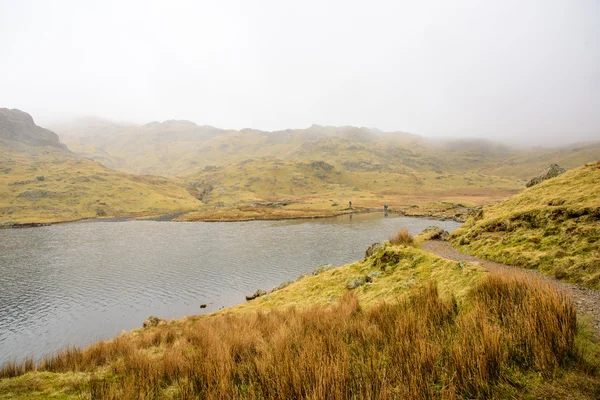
365, 242, 384, 259
347, 278, 366, 290
420, 226, 450, 241
312, 263, 335, 275
245, 289, 267, 301
526, 164, 566, 187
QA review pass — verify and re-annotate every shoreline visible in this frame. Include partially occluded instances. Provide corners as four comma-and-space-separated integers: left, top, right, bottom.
0, 205, 472, 229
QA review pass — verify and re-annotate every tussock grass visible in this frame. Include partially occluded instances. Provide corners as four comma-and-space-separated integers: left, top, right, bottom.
2, 272, 596, 399
389, 228, 414, 246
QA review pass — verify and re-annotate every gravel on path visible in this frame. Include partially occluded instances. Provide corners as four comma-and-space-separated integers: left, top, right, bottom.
423, 240, 600, 337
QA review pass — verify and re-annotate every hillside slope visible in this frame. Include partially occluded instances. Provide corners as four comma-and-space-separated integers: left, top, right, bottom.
53, 119, 600, 181
0, 110, 201, 225
451, 162, 600, 289
179, 158, 521, 222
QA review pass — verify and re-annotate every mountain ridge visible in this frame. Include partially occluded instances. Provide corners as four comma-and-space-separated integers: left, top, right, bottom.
0, 108, 67, 150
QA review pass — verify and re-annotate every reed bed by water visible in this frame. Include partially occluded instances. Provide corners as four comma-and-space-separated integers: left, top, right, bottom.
1, 270, 589, 399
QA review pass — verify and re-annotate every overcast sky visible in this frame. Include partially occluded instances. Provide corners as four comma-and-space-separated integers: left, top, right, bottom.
0, 0, 598, 145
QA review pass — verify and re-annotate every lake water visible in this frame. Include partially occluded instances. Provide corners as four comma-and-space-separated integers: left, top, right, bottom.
0, 213, 461, 363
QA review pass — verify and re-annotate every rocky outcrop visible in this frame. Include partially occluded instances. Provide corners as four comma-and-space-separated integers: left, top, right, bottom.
526, 164, 566, 187
365, 242, 385, 259
0, 108, 67, 150
420, 226, 450, 241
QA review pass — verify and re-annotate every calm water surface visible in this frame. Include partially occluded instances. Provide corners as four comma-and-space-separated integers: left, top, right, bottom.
0, 213, 461, 363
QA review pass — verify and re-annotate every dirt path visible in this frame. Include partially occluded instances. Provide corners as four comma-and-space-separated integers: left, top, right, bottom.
423, 240, 600, 336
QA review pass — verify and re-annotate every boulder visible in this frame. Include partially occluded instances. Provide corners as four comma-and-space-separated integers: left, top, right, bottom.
312, 263, 335, 275
245, 289, 267, 301
347, 278, 365, 290
365, 242, 384, 259
420, 226, 450, 241
526, 164, 566, 187
143, 316, 166, 328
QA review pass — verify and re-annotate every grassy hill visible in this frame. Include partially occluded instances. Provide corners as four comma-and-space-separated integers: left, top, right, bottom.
53, 119, 600, 180
179, 158, 521, 222
0, 110, 201, 225
1, 238, 598, 399
451, 161, 600, 289
480, 142, 600, 179
2, 110, 525, 225
50, 118, 600, 223
5, 110, 600, 225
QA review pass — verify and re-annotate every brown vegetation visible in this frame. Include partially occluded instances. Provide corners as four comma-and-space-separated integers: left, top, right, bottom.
2, 272, 595, 399
389, 228, 415, 246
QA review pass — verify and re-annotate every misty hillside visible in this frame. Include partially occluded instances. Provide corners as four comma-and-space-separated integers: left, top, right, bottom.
3, 109, 599, 225
51, 119, 600, 178
0, 110, 200, 224
0, 108, 67, 150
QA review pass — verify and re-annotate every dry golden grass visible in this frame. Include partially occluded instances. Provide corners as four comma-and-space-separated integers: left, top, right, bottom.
389, 228, 415, 246
2, 272, 596, 399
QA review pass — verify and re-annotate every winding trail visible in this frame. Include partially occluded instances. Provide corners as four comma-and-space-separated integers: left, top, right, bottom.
423, 240, 600, 337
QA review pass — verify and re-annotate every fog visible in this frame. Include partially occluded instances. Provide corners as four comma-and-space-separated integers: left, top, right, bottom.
0, 0, 598, 145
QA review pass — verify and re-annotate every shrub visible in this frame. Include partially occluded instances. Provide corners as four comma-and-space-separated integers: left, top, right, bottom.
390, 228, 414, 246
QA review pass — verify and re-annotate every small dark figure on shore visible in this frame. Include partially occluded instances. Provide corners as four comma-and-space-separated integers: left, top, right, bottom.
349, 201, 352, 208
